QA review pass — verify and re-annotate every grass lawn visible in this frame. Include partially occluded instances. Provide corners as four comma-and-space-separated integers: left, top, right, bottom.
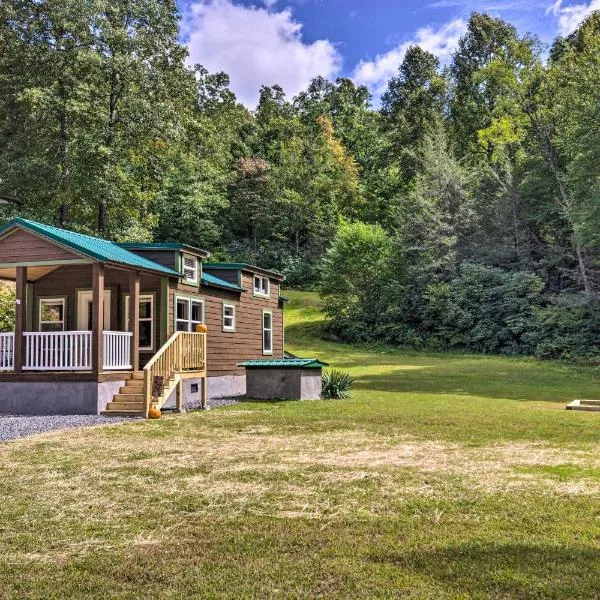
1, 291, 600, 598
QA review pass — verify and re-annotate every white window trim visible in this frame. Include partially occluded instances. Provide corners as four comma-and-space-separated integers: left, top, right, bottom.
262, 309, 273, 355
38, 297, 66, 332
124, 294, 155, 351
182, 254, 199, 285
222, 302, 236, 332
253, 275, 270, 298
175, 295, 205, 332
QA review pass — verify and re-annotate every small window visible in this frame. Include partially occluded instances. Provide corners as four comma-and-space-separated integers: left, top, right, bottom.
182, 255, 198, 285
175, 296, 204, 332
124, 295, 154, 351
254, 275, 270, 297
223, 303, 236, 332
262, 310, 273, 355
39, 298, 65, 332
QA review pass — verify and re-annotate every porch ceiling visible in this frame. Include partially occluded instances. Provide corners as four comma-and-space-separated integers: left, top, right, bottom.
0, 265, 62, 282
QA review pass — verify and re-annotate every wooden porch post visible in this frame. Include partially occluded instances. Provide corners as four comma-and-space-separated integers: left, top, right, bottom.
14, 266, 27, 373
128, 270, 140, 372
92, 263, 104, 374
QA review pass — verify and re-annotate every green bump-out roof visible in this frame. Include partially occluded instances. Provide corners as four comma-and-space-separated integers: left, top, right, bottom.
201, 271, 244, 292
238, 358, 328, 369
0, 218, 181, 277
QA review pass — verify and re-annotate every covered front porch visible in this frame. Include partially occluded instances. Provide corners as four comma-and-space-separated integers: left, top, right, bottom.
0, 263, 145, 375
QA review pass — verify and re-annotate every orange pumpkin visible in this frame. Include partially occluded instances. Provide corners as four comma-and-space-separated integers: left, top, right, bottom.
195, 323, 208, 333
148, 405, 161, 419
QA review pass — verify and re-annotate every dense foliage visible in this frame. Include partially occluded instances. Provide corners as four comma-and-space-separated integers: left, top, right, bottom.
2, 5, 600, 359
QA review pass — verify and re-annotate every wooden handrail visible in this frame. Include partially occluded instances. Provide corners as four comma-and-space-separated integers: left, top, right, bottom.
143, 331, 206, 417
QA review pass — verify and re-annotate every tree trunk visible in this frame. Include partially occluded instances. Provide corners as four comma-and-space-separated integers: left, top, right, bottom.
530, 115, 592, 293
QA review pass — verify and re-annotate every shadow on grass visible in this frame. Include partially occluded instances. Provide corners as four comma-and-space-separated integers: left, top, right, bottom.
369, 542, 600, 597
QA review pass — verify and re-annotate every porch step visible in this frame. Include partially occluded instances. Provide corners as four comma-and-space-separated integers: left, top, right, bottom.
566, 399, 600, 412
101, 409, 145, 417
113, 393, 143, 402
104, 401, 144, 411
130, 371, 144, 380
118, 385, 143, 394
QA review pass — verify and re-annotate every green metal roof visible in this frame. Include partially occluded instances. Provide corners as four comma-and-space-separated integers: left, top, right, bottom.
118, 241, 210, 257
204, 262, 285, 281
238, 358, 328, 369
0, 218, 181, 277
201, 271, 244, 292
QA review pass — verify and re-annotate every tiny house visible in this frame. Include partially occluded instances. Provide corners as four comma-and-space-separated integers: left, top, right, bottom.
0, 218, 285, 416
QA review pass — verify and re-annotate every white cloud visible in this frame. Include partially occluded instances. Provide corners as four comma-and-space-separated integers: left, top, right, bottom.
548, 0, 600, 35
352, 19, 467, 97
185, 0, 341, 108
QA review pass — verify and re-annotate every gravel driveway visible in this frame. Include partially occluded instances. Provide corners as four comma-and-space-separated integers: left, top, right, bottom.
0, 397, 242, 443
0, 414, 138, 443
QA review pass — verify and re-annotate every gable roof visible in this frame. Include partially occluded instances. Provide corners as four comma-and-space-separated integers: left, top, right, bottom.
118, 242, 210, 258
0, 218, 181, 277
204, 262, 285, 281
201, 271, 244, 292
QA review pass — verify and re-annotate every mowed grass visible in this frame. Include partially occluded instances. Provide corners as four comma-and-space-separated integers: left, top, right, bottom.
1, 291, 600, 598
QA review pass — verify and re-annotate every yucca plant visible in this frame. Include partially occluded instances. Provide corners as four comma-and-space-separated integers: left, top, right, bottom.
321, 369, 354, 399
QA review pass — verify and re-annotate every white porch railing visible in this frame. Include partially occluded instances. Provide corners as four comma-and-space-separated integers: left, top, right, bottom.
5, 331, 132, 372
0, 332, 14, 371
24, 331, 92, 371
103, 331, 132, 370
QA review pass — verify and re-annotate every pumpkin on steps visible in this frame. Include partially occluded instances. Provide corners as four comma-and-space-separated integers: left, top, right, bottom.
195, 323, 208, 333
148, 405, 161, 419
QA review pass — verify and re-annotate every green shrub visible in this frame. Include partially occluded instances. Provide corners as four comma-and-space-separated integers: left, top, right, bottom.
321, 369, 354, 399
0, 283, 15, 333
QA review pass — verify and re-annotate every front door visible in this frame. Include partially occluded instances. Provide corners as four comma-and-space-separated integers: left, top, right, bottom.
77, 290, 111, 330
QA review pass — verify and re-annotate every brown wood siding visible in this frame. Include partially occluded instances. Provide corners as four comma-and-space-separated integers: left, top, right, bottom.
27, 261, 284, 377
125, 249, 178, 271
32, 265, 164, 357
203, 268, 241, 286
203, 273, 283, 377
0, 229, 80, 263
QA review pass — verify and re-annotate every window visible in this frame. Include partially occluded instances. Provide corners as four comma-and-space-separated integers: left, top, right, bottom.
39, 298, 65, 332
254, 275, 270, 297
125, 295, 154, 351
175, 296, 204, 332
182, 255, 198, 285
262, 310, 273, 355
222, 303, 236, 332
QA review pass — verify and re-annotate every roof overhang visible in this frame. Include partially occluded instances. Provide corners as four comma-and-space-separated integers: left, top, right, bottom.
204, 262, 286, 282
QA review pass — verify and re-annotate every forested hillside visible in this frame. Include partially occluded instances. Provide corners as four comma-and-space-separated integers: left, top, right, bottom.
2, 4, 600, 359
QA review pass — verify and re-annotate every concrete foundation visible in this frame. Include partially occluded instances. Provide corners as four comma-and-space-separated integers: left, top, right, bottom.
0, 380, 126, 415
163, 374, 246, 410
245, 368, 322, 400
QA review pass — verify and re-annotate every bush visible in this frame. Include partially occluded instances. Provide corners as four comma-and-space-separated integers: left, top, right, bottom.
321, 369, 354, 399
0, 283, 15, 332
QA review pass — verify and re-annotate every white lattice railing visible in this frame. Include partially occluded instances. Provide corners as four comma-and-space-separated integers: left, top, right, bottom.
0, 332, 14, 371
24, 331, 92, 371
103, 331, 132, 370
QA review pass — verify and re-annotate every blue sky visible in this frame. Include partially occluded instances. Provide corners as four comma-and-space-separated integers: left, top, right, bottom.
180, 0, 600, 107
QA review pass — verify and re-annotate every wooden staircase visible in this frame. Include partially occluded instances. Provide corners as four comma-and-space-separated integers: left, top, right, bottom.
102, 331, 207, 418
101, 372, 145, 416
566, 399, 600, 412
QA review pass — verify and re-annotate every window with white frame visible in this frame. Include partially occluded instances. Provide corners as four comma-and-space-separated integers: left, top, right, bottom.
262, 310, 273, 354
175, 296, 204, 331
39, 298, 65, 332
253, 275, 270, 297
222, 303, 236, 332
125, 295, 154, 351
182, 254, 198, 285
